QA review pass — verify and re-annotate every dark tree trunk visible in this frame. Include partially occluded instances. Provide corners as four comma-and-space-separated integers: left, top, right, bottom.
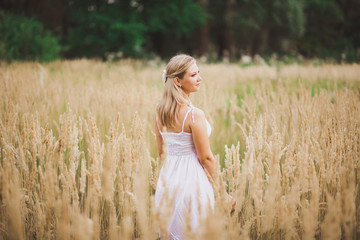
223, 0, 236, 59
196, 0, 210, 57
21, 0, 64, 35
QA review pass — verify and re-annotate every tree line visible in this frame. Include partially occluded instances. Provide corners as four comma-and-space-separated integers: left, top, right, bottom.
1, 0, 359, 62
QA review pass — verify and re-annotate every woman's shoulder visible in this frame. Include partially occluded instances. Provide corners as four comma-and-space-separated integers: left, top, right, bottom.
192, 106, 204, 115
191, 106, 206, 122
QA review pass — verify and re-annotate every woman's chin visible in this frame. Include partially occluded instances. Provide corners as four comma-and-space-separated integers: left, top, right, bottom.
193, 89, 199, 93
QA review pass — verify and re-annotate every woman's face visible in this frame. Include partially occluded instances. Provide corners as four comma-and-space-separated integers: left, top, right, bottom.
178, 63, 202, 95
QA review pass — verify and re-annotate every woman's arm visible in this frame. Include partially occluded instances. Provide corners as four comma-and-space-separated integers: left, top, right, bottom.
155, 116, 164, 158
190, 109, 216, 180
191, 111, 236, 211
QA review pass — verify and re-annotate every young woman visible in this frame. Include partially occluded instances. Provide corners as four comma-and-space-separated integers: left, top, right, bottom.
154, 54, 217, 239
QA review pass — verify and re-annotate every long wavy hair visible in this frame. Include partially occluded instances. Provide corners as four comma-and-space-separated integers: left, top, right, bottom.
156, 54, 196, 129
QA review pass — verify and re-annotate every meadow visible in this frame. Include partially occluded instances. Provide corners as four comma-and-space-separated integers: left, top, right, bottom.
0, 59, 359, 239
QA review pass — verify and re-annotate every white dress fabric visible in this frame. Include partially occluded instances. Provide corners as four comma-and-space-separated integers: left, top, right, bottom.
155, 105, 215, 240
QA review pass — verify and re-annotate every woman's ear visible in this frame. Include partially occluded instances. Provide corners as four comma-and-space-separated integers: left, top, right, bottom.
173, 77, 182, 87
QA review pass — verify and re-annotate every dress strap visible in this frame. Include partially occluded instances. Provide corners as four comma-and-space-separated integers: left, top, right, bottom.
181, 105, 195, 132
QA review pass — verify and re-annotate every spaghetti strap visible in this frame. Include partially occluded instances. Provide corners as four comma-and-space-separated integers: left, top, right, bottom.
181, 106, 194, 132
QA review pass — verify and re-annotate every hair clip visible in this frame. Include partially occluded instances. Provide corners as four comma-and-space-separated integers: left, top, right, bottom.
162, 69, 167, 83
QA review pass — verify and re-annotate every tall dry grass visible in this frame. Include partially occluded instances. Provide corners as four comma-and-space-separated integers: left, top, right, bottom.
0, 60, 359, 239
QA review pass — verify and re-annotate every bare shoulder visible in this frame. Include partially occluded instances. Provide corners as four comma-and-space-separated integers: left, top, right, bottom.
191, 107, 206, 125
192, 107, 205, 118
189, 107, 208, 136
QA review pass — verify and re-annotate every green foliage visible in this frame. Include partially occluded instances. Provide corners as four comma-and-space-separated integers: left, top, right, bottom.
299, 0, 360, 61
208, 0, 306, 57
63, 0, 207, 59
142, 0, 208, 57
0, 11, 60, 62
285, 0, 306, 38
1, 0, 359, 62
143, 0, 207, 34
64, 3, 146, 58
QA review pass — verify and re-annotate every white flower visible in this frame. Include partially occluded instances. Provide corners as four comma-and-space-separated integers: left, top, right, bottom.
162, 69, 167, 83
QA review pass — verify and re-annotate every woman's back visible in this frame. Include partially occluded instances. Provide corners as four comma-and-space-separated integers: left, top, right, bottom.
156, 105, 196, 156
157, 104, 193, 134
156, 104, 211, 137
155, 104, 215, 239
154, 54, 217, 239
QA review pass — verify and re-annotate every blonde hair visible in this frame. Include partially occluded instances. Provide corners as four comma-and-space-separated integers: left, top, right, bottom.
157, 54, 196, 128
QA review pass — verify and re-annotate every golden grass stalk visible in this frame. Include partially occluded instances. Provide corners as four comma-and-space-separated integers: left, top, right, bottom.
0, 60, 359, 239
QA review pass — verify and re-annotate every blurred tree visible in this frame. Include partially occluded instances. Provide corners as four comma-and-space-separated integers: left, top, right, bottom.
195, 0, 210, 58
340, 0, 360, 61
299, 0, 360, 61
62, 0, 146, 58
0, 11, 61, 61
0, 0, 359, 61
207, 0, 226, 58
208, 0, 306, 59
0, 0, 64, 34
140, 0, 207, 58
62, 0, 207, 58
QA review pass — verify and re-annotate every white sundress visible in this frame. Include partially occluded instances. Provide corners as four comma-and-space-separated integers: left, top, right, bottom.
155, 104, 215, 240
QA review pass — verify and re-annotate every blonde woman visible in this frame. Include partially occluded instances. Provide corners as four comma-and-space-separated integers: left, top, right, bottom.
154, 54, 219, 239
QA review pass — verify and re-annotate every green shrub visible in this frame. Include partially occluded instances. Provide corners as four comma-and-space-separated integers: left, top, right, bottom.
64, 9, 146, 59
0, 11, 61, 62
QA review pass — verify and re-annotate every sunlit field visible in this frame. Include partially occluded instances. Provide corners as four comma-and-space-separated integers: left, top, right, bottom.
0, 60, 359, 239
